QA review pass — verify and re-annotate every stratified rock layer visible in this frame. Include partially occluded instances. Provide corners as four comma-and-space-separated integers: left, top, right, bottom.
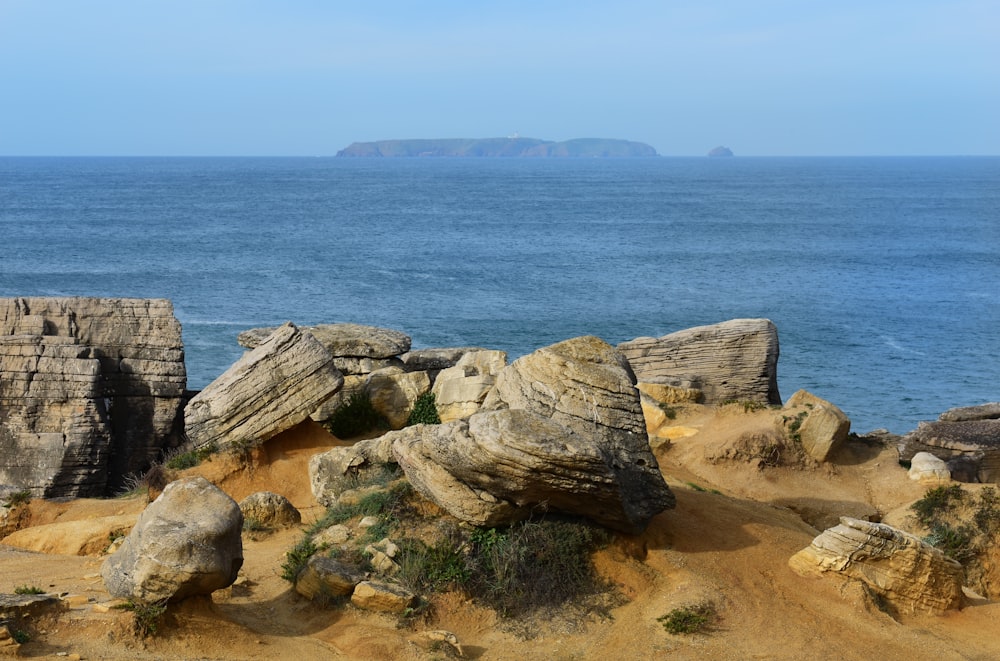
185, 323, 343, 450
789, 517, 964, 614
238, 323, 410, 376
0, 297, 186, 496
898, 419, 1000, 483
618, 318, 781, 405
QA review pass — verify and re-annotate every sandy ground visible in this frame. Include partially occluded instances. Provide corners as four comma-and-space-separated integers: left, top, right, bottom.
3, 413, 999, 660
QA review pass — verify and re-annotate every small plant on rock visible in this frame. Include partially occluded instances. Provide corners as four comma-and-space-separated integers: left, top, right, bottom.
115, 599, 168, 638
406, 392, 441, 426
13, 585, 45, 595
4, 489, 32, 508
658, 603, 716, 635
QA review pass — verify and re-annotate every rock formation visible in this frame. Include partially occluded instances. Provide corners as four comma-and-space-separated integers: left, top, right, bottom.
898, 419, 1000, 483
0, 297, 186, 497
938, 403, 1000, 422
431, 350, 507, 422
101, 477, 243, 602
907, 452, 951, 483
238, 491, 301, 529
618, 318, 781, 406
364, 367, 432, 429
782, 390, 851, 462
789, 517, 964, 614
185, 323, 343, 451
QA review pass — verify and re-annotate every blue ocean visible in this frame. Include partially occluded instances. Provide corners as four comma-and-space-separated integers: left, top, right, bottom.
1, 156, 997, 434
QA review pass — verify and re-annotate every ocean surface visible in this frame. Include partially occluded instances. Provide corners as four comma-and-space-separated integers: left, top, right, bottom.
1, 156, 997, 434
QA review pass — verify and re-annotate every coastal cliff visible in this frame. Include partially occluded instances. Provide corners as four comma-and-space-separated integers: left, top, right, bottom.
336, 137, 658, 158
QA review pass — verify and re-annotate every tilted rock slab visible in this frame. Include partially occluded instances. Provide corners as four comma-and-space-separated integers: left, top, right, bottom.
238, 322, 410, 375
392, 409, 674, 533
102, 477, 243, 602
789, 517, 964, 614
939, 402, 1000, 422
618, 318, 781, 405
364, 366, 432, 429
898, 419, 1000, 483
0, 297, 186, 497
185, 322, 343, 450
782, 390, 851, 462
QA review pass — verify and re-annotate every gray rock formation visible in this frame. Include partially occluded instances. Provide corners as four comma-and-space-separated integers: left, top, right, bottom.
101, 477, 243, 602
789, 517, 964, 614
939, 403, 1000, 422
391, 409, 675, 533
308, 435, 397, 507
238, 323, 410, 375
238, 491, 301, 529
618, 318, 781, 406
782, 390, 851, 462
0, 297, 186, 497
295, 556, 365, 599
907, 452, 951, 483
400, 347, 484, 373
185, 322, 343, 451
898, 419, 1000, 483
431, 350, 507, 422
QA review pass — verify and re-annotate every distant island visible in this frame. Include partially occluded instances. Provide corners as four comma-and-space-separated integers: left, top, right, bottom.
336, 137, 658, 158
708, 146, 734, 157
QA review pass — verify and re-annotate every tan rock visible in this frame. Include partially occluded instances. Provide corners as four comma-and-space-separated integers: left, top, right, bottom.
431, 350, 507, 422
238, 491, 301, 529
310, 374, 365, 422
908, 452, 951, 483
350, 580, 417, 614
185, 322, 344, 451
783, 390, 851, 462
294, 556, 364, 599
1, 514, 136, 556
365, 367, 432, 429
789, 517, 964, 613
313, 524, 351, 547
308, 436, 397, 507
408, 630, 464, 657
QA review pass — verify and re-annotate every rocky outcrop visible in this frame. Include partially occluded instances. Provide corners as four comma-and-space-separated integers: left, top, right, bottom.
789, 517, 964, 614
0, 297, 186, 497
782, 390, 851, 462
908, 452, 951, 483
238, 491, 301, 529
238, 323, 410, 376
185, 323, 343, 451
401, 347, 483, 373
294, 556, 365, 599
351, 580, 417, 614
898, 419, 1000, 483
364, 367, 432, 429
101, 477, 243, 602
618, 318, 781, 406
308, 436, 397, 507
939, 403, 1000, 422
431, 350, 507, 422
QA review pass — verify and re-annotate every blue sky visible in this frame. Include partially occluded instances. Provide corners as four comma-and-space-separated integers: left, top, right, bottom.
1, 1, 997, 156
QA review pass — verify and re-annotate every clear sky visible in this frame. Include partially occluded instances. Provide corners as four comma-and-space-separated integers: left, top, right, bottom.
1, 1, 997, 156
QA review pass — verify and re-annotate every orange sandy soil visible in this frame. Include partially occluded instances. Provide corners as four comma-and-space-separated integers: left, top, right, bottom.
3, 410, 999, 661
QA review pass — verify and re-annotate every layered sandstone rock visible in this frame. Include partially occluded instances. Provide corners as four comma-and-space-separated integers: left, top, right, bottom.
431, 350, 507, 422
238, 491, 301, 530
185, 323, 343, 450
789, 517, 964, 614
782, 390, 851, 462
364, 367, 432, 429
102, 477, 243, 602
618, 318, 781, 405
898, 419, 1000, 483
0, 297, 186, 497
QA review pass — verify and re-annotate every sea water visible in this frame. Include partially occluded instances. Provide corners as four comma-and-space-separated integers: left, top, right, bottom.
1, 156, 997, 434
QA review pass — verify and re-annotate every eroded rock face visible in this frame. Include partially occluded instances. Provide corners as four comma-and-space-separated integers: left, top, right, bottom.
782, 390, 851, 462
431, 350, 507, 422
101, 477, 243, 602
309, 435, 397, 507
365, 367, 432, 429
238, 323, 410, 376
789, 517, 964, 614
0, 297, 186, 497
238, 491, 301, 529
618, 318, 781, 406
185, 323, 343, 451
898, 419, 1000, 483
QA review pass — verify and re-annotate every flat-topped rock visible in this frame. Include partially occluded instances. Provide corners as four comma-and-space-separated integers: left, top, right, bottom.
898, 419, 1000, 482
939, 403, 1000, 422
238, 323, 410, 358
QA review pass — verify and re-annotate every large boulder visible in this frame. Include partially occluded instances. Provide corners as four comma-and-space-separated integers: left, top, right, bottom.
185, 323, 343, 451
782, 390, 851, 462
898, 419, 1000, 483
238, 323, 410, 376
618, 318, 781, 406
431, 350, 507, 422
101, 477, 243, 602
391, 409, 674, 533
238, 491, 301, 529
364, 367, 432, 429
0, 297, 186, 497
789, 517, 964, 614
308, 435, 397, 507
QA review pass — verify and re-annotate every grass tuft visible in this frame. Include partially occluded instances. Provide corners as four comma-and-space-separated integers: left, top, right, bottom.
658, 603, 716, 634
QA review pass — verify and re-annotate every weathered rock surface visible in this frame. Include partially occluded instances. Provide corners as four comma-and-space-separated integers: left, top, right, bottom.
782, 390, 851, 462
618, 318, 781, 406
310, 374, 366, 423
431, 350, 507, 422
2, 514, 137, 556
365, 367, 432, 429
238, 323, 410, 375
185, 323, 343, 450
789, 517, 964, 614
0, 297, 186, 497
238, 491, 301, 529
898, 419, 1000, 483
351, 580, 417, 614
309, 436, 397, 507
390, 408, 675, 533
101, 477, 243, 602
908, 452, 951, 483
295, 556, 365, 599
400, 347, 484, 373
939, 403, 1000, 422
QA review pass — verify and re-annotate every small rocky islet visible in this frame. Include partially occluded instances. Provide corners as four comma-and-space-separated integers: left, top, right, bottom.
2, 296, 999, 659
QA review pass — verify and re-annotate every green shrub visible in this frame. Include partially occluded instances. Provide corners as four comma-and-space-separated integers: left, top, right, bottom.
406, 392, 441, 426
658, 603, 716, 634
396, 537, 469, 592
324, 393, 387, 439
924, 523, 975, 562
13, 585, 45, 595
974, 487, 1000, 533
911, 484, 965, 527
11, 629, 30, 644
115, 599, 168, 638
281, 537, 321, 583
3, 489, 32, 508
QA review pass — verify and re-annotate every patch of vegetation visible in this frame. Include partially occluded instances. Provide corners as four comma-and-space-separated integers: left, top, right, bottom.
115, 599, 168, 638
781, 410, 809, 443
3, 489, 32, 508
924, 523, 976, 563
281, 537, 322, 583
397, 535, 470, 592
13, 585, 45, 595
324, 392, 388, 439
657, 603, 716, 635
973, 486, 1000, 534
242, 517, 270, 533
164, 442, 218, 470
11, 629, 30, 644
657, 402, 678, 420
406, 392, 442, 426
910, 484, 965, 527
720, 399, 768, 413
